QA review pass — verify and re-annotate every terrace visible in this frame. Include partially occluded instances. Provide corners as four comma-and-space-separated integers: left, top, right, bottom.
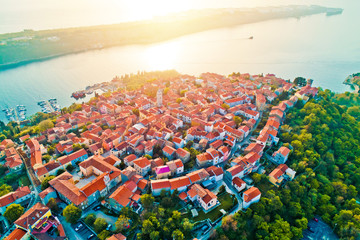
32, 216, 60, 234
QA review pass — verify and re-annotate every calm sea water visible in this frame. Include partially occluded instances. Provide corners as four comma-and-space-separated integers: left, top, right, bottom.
0, 0, 359, 122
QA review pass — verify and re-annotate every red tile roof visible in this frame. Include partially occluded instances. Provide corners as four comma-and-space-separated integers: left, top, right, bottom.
169, 176, 191, 190
58, 149, 87, 165
0, 186, 31, 208
14, 202, 49, 230
4, 228, 27, 240
278, 146, 290, 157
108, 233, 127, 240
269, 164, 289, 179
176, 148, 189, 158
163, 145, 176, 155
243, 187, 261, 203
133, 157, 151, 169
151, 179, 170, 190
109, 186, 133, 207
232, 177, 246, 188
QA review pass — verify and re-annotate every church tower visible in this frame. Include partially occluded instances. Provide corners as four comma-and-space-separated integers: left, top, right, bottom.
157, 89, 163, 107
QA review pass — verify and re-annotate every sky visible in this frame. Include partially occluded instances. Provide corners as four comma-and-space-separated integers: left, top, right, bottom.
0, 0, 343, 33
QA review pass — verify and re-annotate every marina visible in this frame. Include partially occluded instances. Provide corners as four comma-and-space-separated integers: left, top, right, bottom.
2, 104, 27, 122
38, 99, 61, 114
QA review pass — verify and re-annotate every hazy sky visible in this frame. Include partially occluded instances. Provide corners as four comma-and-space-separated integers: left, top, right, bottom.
0, 0, 343, 33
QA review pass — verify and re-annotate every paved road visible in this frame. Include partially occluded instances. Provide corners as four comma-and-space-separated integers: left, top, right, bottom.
84, 209, 118, 231
58, 215, 83, 240
302, 218, 338, 240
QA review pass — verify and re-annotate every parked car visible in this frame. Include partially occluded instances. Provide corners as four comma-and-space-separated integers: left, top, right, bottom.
201, 225, 209, 232
313, 218, 319, 222
88, 234, 95, 239
93, 206, 101, 211
75, 223, 83, 231
106, 224, 112, 231
307, 226, 314, 233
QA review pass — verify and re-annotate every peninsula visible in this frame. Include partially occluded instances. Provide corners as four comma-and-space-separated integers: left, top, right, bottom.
0, 5, 342, 70
344, 73, 360, 93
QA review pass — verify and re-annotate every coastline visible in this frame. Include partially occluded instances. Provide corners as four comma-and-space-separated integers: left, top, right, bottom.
0, 5, 342, 71
343, 74, 360, 93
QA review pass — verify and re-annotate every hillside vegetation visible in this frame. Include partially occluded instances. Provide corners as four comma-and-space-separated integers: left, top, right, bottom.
214, 90, 360, 240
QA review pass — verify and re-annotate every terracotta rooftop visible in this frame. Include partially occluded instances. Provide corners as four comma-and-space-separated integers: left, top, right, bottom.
169, 176, 191, 190
243, 187, 261, 203
14, 202, 49, 230
133, 157, 151, 169
4, 228, 27, 240
151, 179, 170, 190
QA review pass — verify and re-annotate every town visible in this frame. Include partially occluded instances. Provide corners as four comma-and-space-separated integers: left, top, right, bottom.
0, 71, 320, 240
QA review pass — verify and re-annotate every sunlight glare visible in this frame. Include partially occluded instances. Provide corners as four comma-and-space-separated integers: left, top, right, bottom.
111, 0, 192, 21
143, 42, 181, 70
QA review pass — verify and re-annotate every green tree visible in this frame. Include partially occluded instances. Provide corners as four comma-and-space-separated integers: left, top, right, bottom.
293, 77, 306, 86
41, 175, 55, 190
47, 198, 59, 212
66, 164, 75, 172
63, 204, 82, 224
98, 230, 110, 240
0, 184, 12, 197
4, 204, 24, 222
84, 214, 96, 227
115, 215, 130, 232
94, 218, 107, 233
221, 103, 230, 110
150, 231, 160, 240
42, 155, 51, 162
142, 219, 154, 235
56, 168, 65, 176
141, 194, 155, 209
144, 154, 152, 160
233, 116, 242, 127
172, 229, 185, 240
180, 90, 187, 97
38, 119, 54, 132
72, 144, 83, 151
132, 108, 140, 116
182, 218, 194, 236
218, 185, 226, 194
269, 219, 293, 240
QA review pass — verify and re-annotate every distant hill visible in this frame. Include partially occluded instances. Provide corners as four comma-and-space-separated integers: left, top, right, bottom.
0, 5, 342, 70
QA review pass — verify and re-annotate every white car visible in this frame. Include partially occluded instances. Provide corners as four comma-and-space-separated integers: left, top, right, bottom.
106, 224, 112, 231
75, 223, 83, 231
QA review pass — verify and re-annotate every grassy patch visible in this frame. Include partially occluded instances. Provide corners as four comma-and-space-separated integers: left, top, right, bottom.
19, 175, 31, 186
100, 206, 118, 217
187, 193, 236, 222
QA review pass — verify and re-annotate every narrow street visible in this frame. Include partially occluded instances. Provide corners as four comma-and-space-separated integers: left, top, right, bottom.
58, 215, 83, 240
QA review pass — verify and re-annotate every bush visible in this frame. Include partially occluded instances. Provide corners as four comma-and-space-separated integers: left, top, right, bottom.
98, 230, 110, 240
41, 175, 55, 190
56, 169, 65, 176
94, 218, 107, 233
63, 204, 82, 224
218, 185, 226, 194
66, 164, 75, 172
84, 214, 96, 227
4, 204, 24, 223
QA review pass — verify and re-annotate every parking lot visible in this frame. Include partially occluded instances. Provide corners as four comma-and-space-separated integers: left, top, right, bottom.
302, 218, 338, 240
72, 221, 97, 240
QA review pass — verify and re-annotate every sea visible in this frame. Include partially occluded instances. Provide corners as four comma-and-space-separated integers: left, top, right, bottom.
0, 0, 359, 122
